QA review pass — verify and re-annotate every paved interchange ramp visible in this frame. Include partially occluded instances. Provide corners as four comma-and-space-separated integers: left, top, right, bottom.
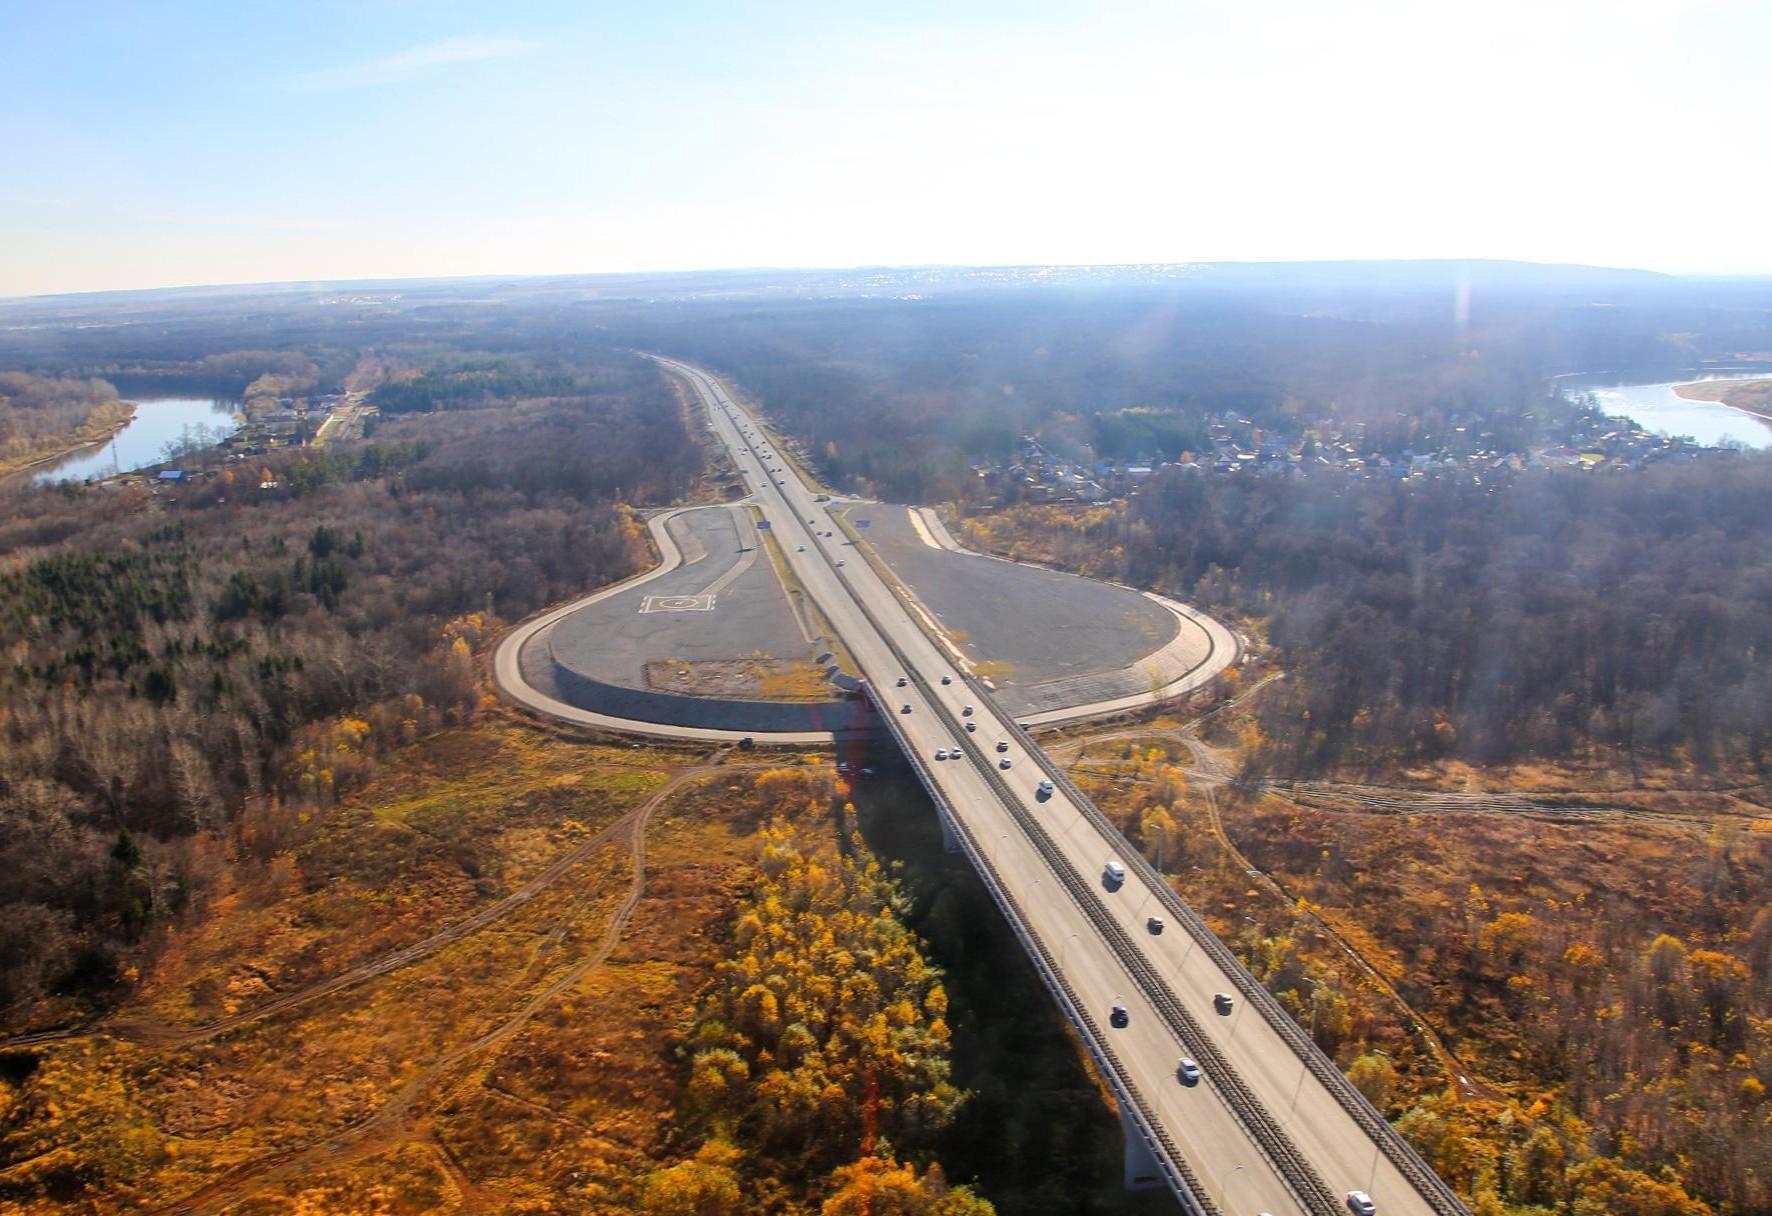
850, 504, 1218, 718
512, 503, 861, 735
493, 359, 1466, 1214
548, 505, 818, 691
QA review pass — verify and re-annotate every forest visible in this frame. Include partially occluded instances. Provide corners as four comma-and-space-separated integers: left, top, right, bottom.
644, 810, 991, 1215
0, 373, 133, 478
3, 268, 1771, 1213
599, 266, 1772, 503
0, 348, 700, 1025
961, 454, 1772, 774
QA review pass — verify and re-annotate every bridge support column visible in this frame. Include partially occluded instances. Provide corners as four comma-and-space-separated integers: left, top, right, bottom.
938, 808, 962, 854
1121, 1106, 1167, 1191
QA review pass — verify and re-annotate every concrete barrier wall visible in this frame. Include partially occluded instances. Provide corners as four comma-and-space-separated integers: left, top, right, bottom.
549, 659, 872, 734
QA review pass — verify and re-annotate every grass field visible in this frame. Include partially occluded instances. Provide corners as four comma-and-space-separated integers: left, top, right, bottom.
0, 724, 792, 1213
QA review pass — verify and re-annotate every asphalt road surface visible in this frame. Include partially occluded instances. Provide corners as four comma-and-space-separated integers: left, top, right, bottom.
654, 356, 1467, 1216
548, 503, 832, 694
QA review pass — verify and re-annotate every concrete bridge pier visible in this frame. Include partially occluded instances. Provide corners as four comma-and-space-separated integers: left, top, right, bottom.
938, 807, 962, 854
1121, 1106, 1168, 1192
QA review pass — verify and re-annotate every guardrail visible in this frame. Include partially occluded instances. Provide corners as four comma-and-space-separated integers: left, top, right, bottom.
839, 503, 1467, 1215
688, 362, 1468, 1216
1006, 690, 1472, 1216
867, 683, 1216, 1216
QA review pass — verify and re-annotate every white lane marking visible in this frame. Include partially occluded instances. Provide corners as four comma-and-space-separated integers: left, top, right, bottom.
906, 505, 943, 550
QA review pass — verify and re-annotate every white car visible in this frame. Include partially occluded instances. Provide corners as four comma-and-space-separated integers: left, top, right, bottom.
934, 748, 948, 761
1104, 860, 1126, 883
1176, 1058, 1201, 1086
836, 558, 846, 567
1345, 1193, 1376, 1216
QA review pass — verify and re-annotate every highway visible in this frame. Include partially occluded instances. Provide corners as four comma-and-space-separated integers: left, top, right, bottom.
653, 357, 1469, 1216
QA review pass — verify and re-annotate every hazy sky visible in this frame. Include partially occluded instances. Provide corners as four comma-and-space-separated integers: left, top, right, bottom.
3, 0, 1769, 296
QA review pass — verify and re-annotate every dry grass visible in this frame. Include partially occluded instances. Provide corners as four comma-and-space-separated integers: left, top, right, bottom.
644, 657, 835, 702
0, 724, 833, 1214
1672, 377, 1772, 418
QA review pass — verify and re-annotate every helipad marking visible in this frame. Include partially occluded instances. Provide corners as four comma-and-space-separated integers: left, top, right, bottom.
640, 594, 716, 613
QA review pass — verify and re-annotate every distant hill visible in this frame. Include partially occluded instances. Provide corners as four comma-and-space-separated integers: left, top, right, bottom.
1170, 258, 1679, 294
0, 257, 1722, 312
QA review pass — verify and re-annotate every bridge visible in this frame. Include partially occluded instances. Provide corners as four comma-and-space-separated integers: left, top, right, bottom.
655, 356, 1471, 1216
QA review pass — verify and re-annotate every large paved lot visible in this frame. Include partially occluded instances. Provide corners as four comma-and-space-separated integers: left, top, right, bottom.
848, 505, 1203, 714
529, 505, 839, 701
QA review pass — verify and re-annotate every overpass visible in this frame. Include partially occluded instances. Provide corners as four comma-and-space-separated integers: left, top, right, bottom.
654, 357, 1470, 1216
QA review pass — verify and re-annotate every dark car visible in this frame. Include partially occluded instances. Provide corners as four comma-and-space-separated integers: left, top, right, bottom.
1213, 992, 1235, 1015
1147, 916, 1164, 934
1109, 1004, 1129, 1028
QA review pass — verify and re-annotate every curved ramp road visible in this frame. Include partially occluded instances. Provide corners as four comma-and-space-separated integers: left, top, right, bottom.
652, 356, 1469, 1216
494, 507, 848, 744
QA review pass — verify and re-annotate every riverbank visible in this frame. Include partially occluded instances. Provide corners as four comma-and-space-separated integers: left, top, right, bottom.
0, 398, 137, 481
1674, 378, 1772, 420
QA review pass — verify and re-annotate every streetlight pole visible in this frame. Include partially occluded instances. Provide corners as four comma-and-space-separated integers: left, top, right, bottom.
1292, 977, 1322, 1112
1217, 1163, 1247, 1212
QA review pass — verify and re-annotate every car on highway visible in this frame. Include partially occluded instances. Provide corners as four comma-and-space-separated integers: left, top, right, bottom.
996, 740, 1010, 753
962, 705, 974, 716
1104, 860, 1126, 884
1037, 779, 1055, 798
1109, 1004, 1129, 1028
1147, 916, 1163, 934
1214, 992, 1235, 1015
896, 676, 908, 686
1176, 1058, 1201, 1086
999, 757, 1012, 769
796, 545, 805, 551
940, 675, 952, 684
1345, 1192, 1376, 1216
965, 722, 977, 733
836, 558, 846, 567
900, 704, 912, 714
934, 748, 948, 761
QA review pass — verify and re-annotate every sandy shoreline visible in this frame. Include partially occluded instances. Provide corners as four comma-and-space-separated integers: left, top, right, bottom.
1672, 379, 1772, 422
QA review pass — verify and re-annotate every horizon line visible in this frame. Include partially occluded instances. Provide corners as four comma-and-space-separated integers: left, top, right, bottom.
8, 255, 1769, 306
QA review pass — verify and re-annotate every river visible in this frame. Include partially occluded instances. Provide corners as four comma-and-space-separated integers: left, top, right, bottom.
1558, 369, 1772, 450
32, 396, 242, 483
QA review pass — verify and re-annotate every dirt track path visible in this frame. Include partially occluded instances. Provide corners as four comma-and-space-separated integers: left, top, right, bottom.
1, 763, 751, 1056
156, 761, 702, 1214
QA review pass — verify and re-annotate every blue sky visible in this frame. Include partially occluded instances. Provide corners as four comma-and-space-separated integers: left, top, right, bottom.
3, 0, 1769, 296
